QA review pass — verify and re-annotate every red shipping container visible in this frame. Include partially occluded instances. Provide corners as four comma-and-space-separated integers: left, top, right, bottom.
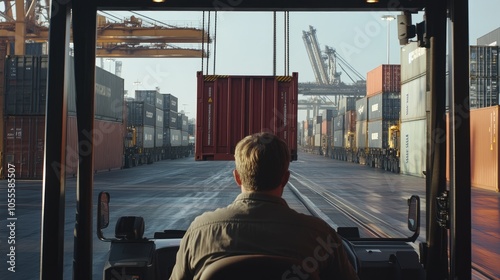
344, 110, 357, 133
3, 116, 45, 179
66, 116, 124, 176
321, 120, 331, 136
196, 72, 298, 161
366, 64, 401, 97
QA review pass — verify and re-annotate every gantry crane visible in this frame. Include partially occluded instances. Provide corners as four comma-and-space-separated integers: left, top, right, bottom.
300, 25, 366, 118
0, 1, 210, 57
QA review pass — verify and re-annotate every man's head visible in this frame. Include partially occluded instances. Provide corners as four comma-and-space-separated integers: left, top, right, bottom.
234, 132, 290, 192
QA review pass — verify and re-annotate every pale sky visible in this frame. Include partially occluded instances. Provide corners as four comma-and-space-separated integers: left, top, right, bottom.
100, 2, 499, 122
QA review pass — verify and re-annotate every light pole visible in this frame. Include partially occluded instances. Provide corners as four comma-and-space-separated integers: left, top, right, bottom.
381, 15, 395, 64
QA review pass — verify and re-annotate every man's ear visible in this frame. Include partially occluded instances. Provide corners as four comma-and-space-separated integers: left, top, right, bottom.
233, 169, 242, 186
281, 170, 290, 188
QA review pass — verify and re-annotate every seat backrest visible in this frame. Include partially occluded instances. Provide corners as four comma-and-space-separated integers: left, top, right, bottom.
200, 254, 321, 280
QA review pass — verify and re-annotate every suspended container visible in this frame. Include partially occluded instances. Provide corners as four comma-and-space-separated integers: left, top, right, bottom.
195, 72, 298, 161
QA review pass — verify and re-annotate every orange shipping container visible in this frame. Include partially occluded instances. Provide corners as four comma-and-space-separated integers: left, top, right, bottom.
446, 106, 499, 192
321, 120, 331, 136
366, 64, 401, 97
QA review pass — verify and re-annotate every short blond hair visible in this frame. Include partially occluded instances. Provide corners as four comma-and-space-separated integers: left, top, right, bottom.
234, 132, 290, 191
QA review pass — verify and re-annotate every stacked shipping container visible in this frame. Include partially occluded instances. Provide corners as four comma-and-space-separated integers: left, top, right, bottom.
2, 55, 125, 178
400, 42, 427, 177
470, 46, 499, 108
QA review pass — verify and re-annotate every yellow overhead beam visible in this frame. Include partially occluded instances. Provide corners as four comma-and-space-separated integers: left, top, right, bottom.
96, 47, 205, 58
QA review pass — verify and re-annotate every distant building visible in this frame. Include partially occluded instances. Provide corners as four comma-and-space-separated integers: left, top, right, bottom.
477, 27, 500, 46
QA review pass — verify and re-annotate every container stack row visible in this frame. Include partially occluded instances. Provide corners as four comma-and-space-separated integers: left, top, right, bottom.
2, 55, 125, 179
125, 89, 192, 166
399, 42, 427, 177
470, 46, 499, 108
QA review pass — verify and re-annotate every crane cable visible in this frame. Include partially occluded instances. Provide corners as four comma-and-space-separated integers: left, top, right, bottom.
213, 12, 217, 74
201, 11, 205, 73
285, 11, 290, 76
206, 11, 211, 75
273, 11, 277, 76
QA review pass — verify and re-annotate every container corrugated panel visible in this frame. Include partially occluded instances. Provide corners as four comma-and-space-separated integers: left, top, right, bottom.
155, 126, 164, 147
367, 92, 401, 121
314, 123, 322, 135
356, 121, 367, 149
155, 108, 164, 128
162, 93, 178, 112
181, 131, 189, 146
4, 56, 48, 115
355, 97, 368, 121
400, 119, 426, 177
470, 46, 499, 78
176, 113, 183, 130
469, 76, 499, 108
164, 110, 177, 128
401, 75, 427, 121
135, 90, 163, 109
333, 115, 344, 131
333, 130, 344, 148
126, 101, 155, 127
135, 126, 155, 148
321, 120, 331, 136
367, 119, 399, 148
3, 116, 45, 179
94, 65, 125, 121
68, 58, 125, 121
338, 97, 356, 114
196, 72, 298, 160
344, 110, 357, 133
66, 117, 124, 176
169, 129, 182, 147
182, 115, 189, 131
401, 42, 426, 83
469, 106, 499, 192
366, 64, 401, 97
188, 123, 195, 136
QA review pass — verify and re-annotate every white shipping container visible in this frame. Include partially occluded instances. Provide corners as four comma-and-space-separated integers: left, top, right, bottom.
314, 134, 322, 147
400, 119, 427, 177
401, 42, 426, 83
401, 75, 427, 121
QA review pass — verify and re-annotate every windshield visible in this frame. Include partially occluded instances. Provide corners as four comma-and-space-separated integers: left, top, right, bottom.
1, 3, 499, 280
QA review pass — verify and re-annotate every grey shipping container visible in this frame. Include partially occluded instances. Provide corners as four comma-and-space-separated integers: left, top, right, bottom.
367, 119, 399, 149
338, 97, 356, 114
67, 57, 125, 121
401, 75, 427, 121
333, 115, 344, 131
126, 101, 155, 127
136, 126, 155, 148
470, 76, 499, 108
401, 42, 426, 83
355, 97, 368, 121
135, 90, 163, 109
333, 130, 344, 148
181, 115, 188, 131
169, 129, 182, 147
5, 56, 48, 115
155, 108, 164, 128
162, 93, 178, 112
155, 126, 164, 147
164, 110, 178, 128
367, 92, 401, 121
188, 123, 195, 135
400, 119, 426, 177
320, 108, 335, 121
181, 131, 189, 146
470, 46, 498, 78
356, 121, 367, 149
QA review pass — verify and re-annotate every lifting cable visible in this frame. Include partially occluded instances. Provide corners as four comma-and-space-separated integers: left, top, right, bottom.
273, 11, 277, 76
201, 11, 205, 73
285, 11, 290, 76
274, 11, 290, 76
206, 12, 211, 75
213, 11, 217, 74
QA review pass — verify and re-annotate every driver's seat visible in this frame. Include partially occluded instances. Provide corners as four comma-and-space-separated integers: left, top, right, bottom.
200, 254, 321, 280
